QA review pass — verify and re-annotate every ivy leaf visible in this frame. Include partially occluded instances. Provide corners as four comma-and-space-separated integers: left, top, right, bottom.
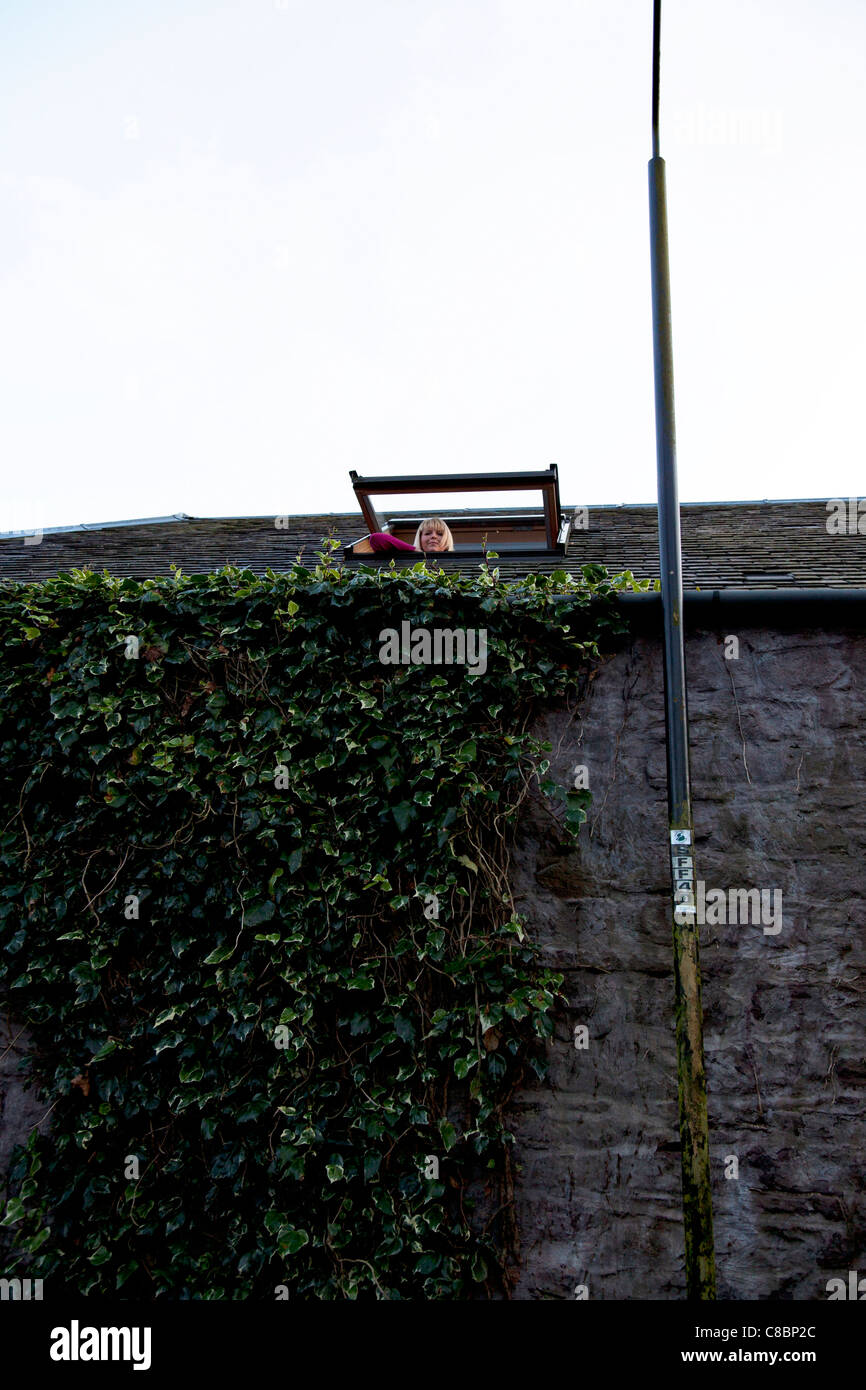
392, 803, 413, 832
438, 1120, 458, 1151
245, 901, 275, 927
203, 943, 236, 965
0, 1197, 25, 1226
363, 873, 392, 891
279, 1227, 309, 1254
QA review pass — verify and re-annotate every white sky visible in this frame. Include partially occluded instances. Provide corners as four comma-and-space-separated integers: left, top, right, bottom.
2, 0, 864, 532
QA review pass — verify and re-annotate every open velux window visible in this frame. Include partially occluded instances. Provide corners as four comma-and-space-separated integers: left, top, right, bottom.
348, 466, 567, 555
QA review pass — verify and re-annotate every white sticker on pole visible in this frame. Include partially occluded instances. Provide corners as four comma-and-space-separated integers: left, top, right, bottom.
670, 830, 692, 845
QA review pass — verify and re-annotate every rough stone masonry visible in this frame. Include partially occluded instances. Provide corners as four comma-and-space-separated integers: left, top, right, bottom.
508, 623, 866, 1299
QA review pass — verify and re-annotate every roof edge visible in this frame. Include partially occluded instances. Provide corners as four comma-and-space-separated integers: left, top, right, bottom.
0, 495, 852, 541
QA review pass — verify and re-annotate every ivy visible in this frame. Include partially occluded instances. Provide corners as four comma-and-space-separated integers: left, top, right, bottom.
0, 548, 631, 1299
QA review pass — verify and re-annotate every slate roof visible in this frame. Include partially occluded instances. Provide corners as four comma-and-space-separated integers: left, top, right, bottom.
0, 499, 862, 589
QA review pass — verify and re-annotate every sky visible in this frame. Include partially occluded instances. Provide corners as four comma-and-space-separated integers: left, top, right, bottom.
2, 0, 865, 533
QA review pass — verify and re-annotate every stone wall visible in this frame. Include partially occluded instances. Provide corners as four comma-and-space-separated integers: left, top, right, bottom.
509, 622, 866, 1299
2, 620, 864, 1300
0, 1019, 48, 1178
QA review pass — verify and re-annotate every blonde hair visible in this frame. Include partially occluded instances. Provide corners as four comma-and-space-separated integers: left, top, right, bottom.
413, 516, 455, 552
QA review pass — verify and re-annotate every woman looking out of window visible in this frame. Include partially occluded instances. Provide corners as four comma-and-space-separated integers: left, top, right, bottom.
369, 517, 454, 554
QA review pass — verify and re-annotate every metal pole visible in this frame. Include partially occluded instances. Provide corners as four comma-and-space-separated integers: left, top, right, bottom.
648, 0, 716, 1300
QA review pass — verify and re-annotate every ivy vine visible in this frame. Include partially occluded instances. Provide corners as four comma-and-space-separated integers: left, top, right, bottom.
0, 546, 632, 1299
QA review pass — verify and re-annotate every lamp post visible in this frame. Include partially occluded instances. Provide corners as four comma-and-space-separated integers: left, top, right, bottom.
647, 0, 716, 1300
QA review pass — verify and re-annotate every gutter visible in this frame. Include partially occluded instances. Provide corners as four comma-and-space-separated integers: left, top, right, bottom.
617, 588, 866, 628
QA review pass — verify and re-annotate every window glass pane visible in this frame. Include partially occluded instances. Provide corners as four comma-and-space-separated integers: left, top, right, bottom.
368, 489, 547, 515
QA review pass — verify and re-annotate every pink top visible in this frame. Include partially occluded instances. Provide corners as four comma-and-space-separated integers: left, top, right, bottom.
369, 532, 418, 552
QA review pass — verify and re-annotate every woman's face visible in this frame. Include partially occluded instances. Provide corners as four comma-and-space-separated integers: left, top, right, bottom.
420, 526, 447, 552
